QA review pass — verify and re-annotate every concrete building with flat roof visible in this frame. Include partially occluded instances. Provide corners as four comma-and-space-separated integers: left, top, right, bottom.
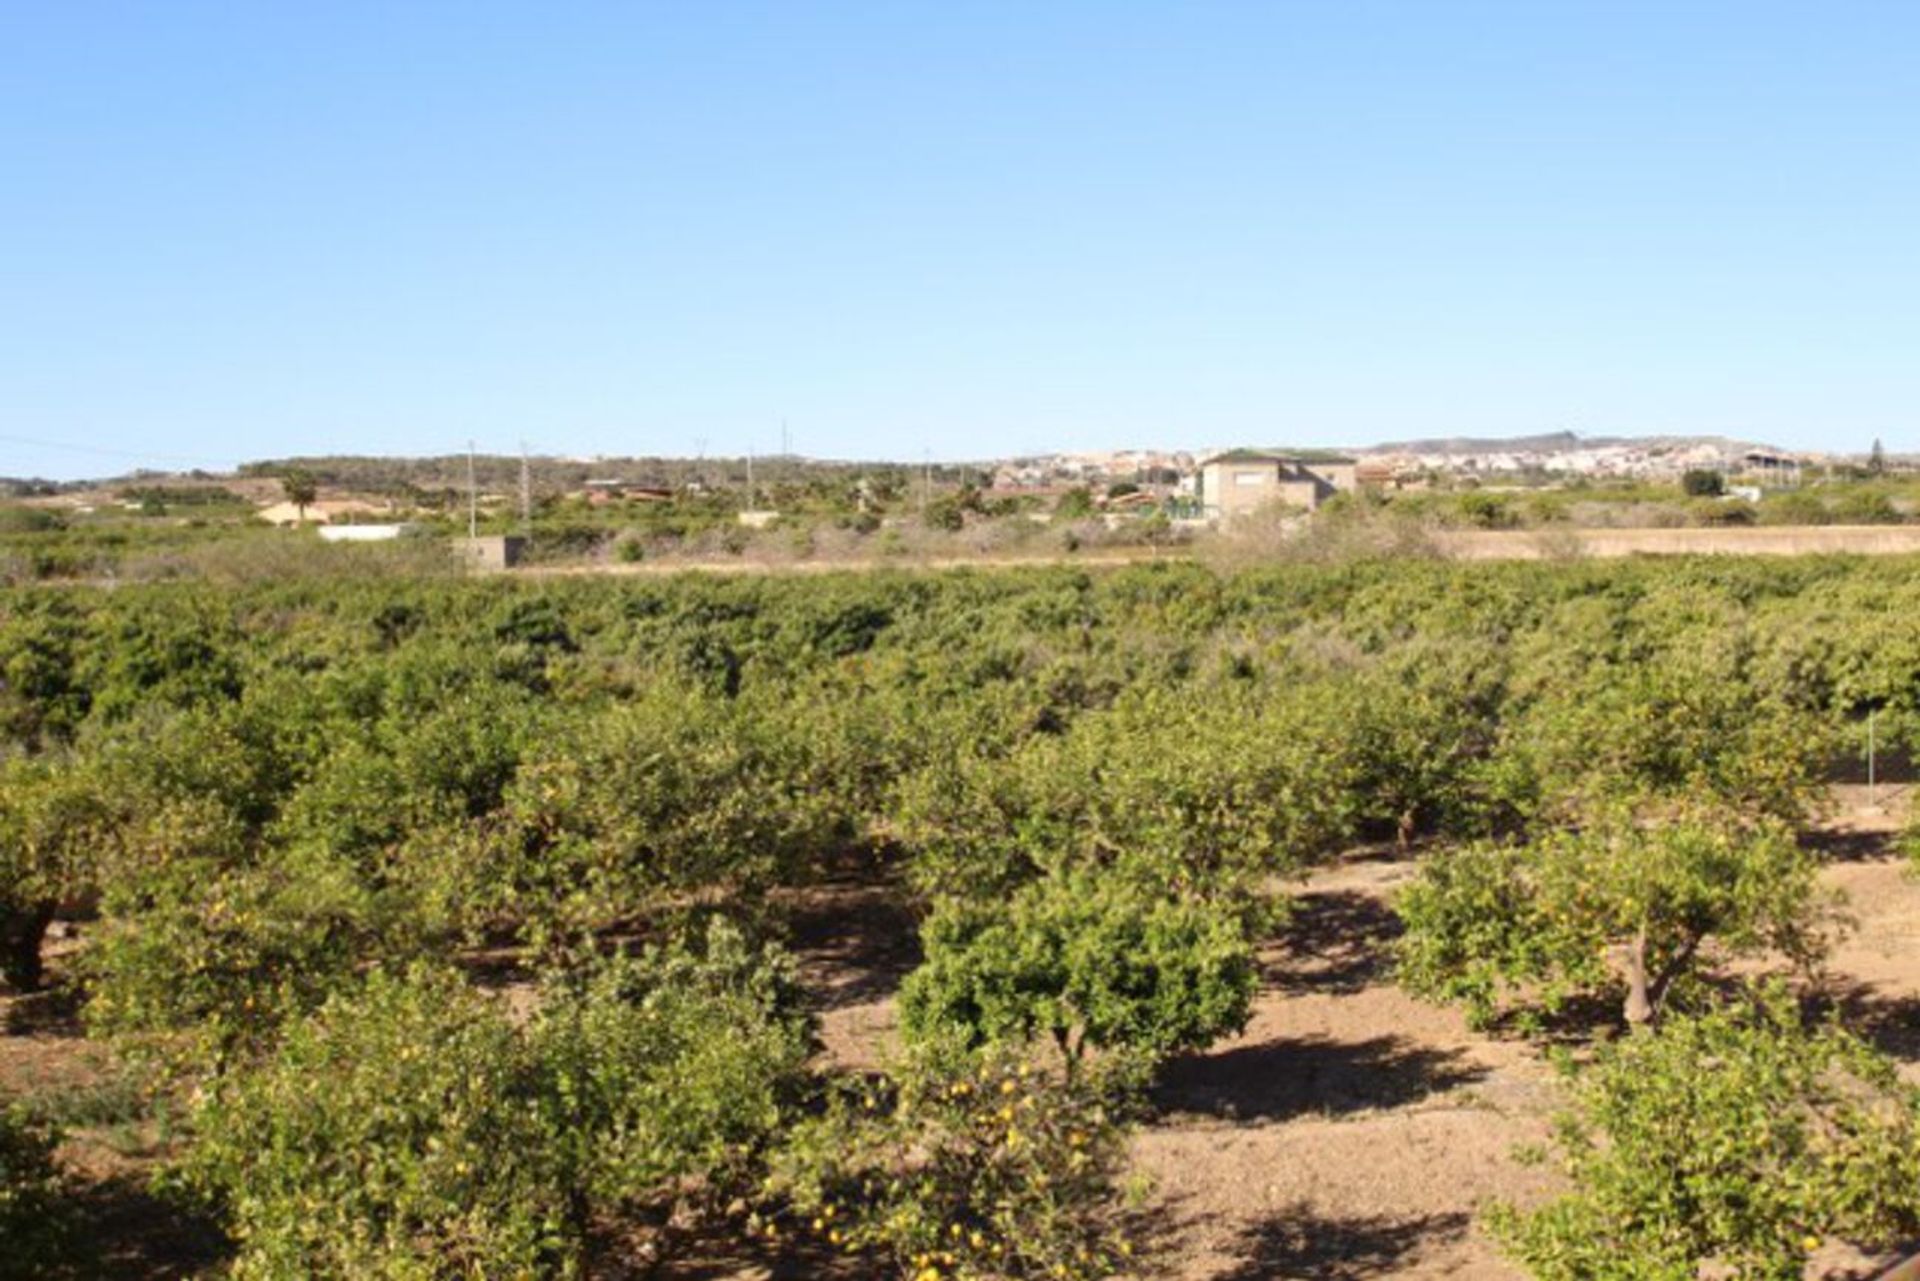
1196, 450, 1356, 522
452, 534, 527, 570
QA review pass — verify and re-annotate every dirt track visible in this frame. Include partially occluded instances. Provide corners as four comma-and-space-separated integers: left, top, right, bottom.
1434, 524, 1920, 560
515, 525, 1920, 578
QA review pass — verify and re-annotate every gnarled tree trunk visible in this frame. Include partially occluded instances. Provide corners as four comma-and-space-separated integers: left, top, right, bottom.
0, 902, 55, 992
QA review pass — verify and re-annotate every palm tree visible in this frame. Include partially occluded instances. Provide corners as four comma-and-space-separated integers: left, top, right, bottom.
280, 469, 318, 521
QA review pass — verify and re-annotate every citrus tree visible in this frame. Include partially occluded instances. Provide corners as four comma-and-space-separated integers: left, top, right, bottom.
480, 690, 843, 951
0, 752, 120, 990
769, 1044, 1139, 1281
894, 685, 1366, 902
0, 1102, 69, 1276
1490, 590, 1835, 828
899, 871, 1256, 1068
181, 922, 811, 1279
1396, 812, 1832, 1030
1492, 989, 1920, 1281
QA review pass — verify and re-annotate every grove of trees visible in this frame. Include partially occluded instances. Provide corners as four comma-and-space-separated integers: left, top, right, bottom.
5, 552, 1920, 1276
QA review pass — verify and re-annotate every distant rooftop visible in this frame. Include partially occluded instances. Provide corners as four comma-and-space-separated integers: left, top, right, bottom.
1201, 448, 1359, 466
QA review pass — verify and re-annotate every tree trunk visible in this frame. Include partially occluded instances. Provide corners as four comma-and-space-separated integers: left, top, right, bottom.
1621, 926, 1654, 1030
0, 902, 55, 992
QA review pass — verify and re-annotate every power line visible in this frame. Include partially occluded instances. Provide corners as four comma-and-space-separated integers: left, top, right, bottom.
0, 431, 237, 470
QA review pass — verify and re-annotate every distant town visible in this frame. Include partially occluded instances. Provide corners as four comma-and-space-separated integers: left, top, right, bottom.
989, 431, 1836, 490
2, 431, 1910, 579
2, 430, 1878, 501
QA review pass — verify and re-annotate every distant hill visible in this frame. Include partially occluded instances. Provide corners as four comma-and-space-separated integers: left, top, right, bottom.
236, 453, 951, 497
1359, 431, 1782, 457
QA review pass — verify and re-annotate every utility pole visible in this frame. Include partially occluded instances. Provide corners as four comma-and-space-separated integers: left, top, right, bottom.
466, 441, 478, 540
518, 441, 532, 543
922, 448, 932, 515
746, 449, 755, 509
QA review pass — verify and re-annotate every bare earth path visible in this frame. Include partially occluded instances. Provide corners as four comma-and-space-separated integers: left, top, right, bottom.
1129, 858, 1557, 1280
514, 525, 1920, 579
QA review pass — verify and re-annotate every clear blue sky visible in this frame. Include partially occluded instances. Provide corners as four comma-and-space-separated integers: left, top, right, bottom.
4, 2, 1918, 478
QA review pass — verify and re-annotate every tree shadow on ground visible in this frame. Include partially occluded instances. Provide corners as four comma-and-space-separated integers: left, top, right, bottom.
1215, 1205, 1471, 1281
1811, 980, 1920, 1064
652, 1213, 887, 1280
67, 1174, 231, 1280
1475, 987, 1636, 1047
780, 880, 922, 1013
1267, 889, 1404, 996
1804, 827, 1900, 864
1154, 1034, 1488, 1123
2, 980, 86, 1037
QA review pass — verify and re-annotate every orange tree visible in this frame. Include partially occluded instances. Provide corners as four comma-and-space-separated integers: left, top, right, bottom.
179, 922, 811, 1279
899, 870, 1256, 1070
0, 751, 120, 991
769, 1044, 1139, 1281
0, 1103, 69, 1275
1492, 988, 1920, 1281
1395, 809, 1833, 1031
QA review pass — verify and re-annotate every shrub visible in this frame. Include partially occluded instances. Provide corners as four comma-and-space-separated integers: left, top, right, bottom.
1491, 989, 1920, 1281
895, 687, 1367, 902
1456, 491, 1518, 529
1396, 812, 1832, 1030
1522, 492, 1569, 526
1680, 468, 1725, 497
1832, 488, 1901, 525
1757, 489, 1828, 525
0, 606, 88, 747
0, 505, 66, 535
1054, 487, 1096, 519
900, 872, 1256, 1066
769, 1045, 1139, 1280
923, 499, 966, 532
1491, 652, 1832, 826
1695, 497, 1755, 526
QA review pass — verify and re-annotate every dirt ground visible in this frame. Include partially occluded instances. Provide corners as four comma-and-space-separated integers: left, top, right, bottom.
4, 785, 1917, 1279
798, 785, 1920, 1280
511, 525, 1920, 580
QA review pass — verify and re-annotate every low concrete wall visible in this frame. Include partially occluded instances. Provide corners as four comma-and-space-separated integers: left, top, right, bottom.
1435, 525, 1920, 560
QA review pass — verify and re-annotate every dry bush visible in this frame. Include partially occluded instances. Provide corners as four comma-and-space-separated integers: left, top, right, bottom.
1203, 502, 1438, 568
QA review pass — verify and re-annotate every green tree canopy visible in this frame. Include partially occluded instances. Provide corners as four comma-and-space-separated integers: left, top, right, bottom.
1492, 989, 1920, 1281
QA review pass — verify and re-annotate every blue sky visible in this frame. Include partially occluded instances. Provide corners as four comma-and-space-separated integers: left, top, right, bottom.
3, 2, 1918, 478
